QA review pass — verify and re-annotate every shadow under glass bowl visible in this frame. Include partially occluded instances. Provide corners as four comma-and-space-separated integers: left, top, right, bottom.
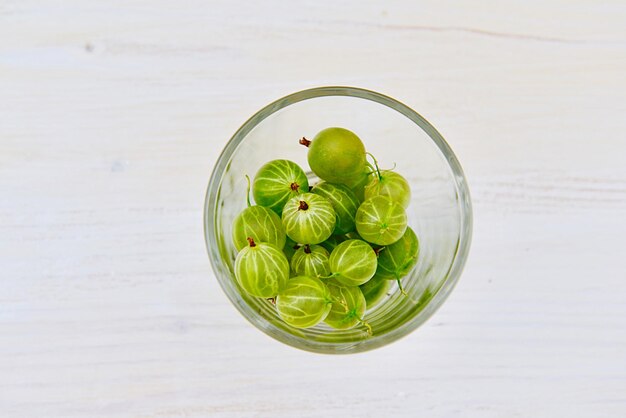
204, 86, 472, 354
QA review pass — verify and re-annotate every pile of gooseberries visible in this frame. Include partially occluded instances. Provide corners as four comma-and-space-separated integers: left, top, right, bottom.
231, 127, 420, 334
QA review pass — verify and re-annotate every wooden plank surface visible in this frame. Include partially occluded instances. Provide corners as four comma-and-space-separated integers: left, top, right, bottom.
1, 1, 625, 417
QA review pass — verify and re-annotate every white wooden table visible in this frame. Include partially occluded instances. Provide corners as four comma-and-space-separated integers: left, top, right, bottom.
2, 2, 625, 417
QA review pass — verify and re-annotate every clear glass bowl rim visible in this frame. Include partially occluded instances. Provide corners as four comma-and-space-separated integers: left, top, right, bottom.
204, 86, 473, 354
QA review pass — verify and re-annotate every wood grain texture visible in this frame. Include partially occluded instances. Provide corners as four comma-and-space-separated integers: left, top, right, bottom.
1, 1, 625, 417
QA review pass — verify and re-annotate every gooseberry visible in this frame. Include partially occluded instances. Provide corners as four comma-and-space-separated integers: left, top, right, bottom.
234, 237, 290, 298
275, 276, 333, 328
253, 159, 309, 214
324, 279, 370, 333
359, 272, 391, 309
328, 239, 377, 286
281, 193, 336, 244
311, 181, 360, 235
291, 244, 331, 278
356, 195, 407, 246
301, 127, 366, 187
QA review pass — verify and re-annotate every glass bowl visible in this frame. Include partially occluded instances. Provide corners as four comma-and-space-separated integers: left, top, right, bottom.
204, 86, 472, 354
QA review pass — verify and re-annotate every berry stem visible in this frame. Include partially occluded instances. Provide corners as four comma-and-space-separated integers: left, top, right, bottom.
362, 161, 377, 176
366, 152, 382, 180
359, 317, 373, 336
363, 160, 397, 176
396, 278, 407, 296
299, 137, 311, 147
244, 174, 252, 207
247, 237, 256, 247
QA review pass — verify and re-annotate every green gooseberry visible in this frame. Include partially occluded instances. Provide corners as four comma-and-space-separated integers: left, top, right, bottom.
328, 239, 377, 286
252, 159, 309, 214
301, 127, 367, 187
324, 279, 370, 333
311, 181, 360, 234
364, 170, 411, 209
377, 226, 420, 283
281, 193, 336, 244
232, 205, 286, 251
232, 174, 286, 251
290, 244, 331, 278
363, 154, 411, 208
356, 195, 407, 246
234, 238, 289, 298
350, 163, 375, 203
359, 272, 391, 309
275, 276, 333, 328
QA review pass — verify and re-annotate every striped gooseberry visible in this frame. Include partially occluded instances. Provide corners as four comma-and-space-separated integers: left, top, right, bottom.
290, 244, 331, 278
350, 165, 374, 203
275, 276, 333, 328
328, 239, 377, 286
364, 171, 411, 209
355, 195, 407, 246
359, 272, 391, 309
311, 181, 360, 235
324, 279, 371, 333
234, 238, 289, 298
363, 153, 411, 208
232, 206, 286, 251
252, 159, 308, 214
232, 176, 286, 251
281, 193, 336, 244
377, 227, 419, 293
